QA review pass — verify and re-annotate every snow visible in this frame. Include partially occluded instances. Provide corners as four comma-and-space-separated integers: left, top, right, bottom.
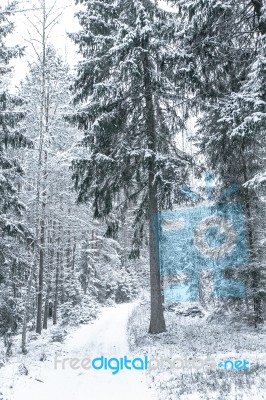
0, 303, 157, 400
128, 300, 266, 400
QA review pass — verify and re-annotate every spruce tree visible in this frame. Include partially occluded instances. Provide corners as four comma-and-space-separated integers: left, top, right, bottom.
69, 0, 190, 333
168, 0, 266, 324
0, 2, 28, 246
196, 35, 266, 325
0, 2, 31, 343
167, 0, 258, 105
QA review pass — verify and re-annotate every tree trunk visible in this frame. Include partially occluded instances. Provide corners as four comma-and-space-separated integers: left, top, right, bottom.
22, 248, 34, 354
142, 49, 166, 334
36, 149, 48, 334
36, 2, 48, 334
246, 199, 263, 327
43, 219, 54, 329
36, 212, 45, 333
53, 222, 61, 325
251, 0, 266, 35
36, 224, 44, 333
242, 149, 263, 327
148, 183, 166, 333
60, 257, 65, 304
43, 291, 49, 330
72, 236, 76, 273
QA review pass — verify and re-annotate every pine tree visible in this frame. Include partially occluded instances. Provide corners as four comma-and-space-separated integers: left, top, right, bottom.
196, 34, 266, 325
0, 2, 28, 249
18, 41, 127, 345
0, 2, 32, 345
69, 0, 190, 333
19, 45, 83, 340
168, 0, 259, 104
169, 0, 266, 324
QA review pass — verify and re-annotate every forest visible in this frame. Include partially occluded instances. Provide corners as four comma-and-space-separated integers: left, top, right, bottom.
0, 1, 265, 399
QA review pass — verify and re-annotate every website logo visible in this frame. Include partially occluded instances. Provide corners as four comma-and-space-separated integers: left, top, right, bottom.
156, 174, 248, 303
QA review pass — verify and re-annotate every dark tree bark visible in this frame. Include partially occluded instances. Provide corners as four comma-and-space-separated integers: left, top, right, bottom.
36, 152, 47, 334
22, 248, 34, 354
36, 216, 45, 334
72, 236, 76, 273
242, 149, 263, 327
43, 219, 55, 329
53, 222, 61, 325
142, 50, 166, 334
251, 0, 266, 35
60, 264, 65, 304
246, 199, 263, 327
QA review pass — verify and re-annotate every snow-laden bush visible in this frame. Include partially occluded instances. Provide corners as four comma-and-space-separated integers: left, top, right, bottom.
0, 285, 24, 355
0, 285, 23, 337
59, 295, 99, 326
50, 329, 65, 343
115, 268, 138, 303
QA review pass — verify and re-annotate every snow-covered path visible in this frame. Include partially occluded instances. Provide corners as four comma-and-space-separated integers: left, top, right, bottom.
1, 303, 157, 400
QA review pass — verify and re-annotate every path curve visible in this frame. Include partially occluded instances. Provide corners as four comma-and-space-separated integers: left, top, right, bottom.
3, 303, 156, 400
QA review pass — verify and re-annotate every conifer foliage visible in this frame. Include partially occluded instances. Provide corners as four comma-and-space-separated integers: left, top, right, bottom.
0, 2, 29, 248
69, 0, 190, 333
0, 2, 32, 340
170, 0, 266, 325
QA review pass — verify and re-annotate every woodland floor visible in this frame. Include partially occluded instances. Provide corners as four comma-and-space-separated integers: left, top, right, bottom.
0, 302, 156, 400
128, 297, 266, 400
1, 299, 266, 400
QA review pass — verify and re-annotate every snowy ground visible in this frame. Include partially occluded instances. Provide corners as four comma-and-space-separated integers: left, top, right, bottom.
0, 303, 157, 400
128, 299, 266, 400
2, 299, 266, 400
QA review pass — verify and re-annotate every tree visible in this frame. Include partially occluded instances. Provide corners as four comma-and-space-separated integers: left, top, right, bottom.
168, 0, 266, 324
196, 34, 266, 325
18, 40, 132, 348
0, 1, 32, 348
19, 44, 83, 339
17, 0, 66, 335
69, 0, 190, 333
